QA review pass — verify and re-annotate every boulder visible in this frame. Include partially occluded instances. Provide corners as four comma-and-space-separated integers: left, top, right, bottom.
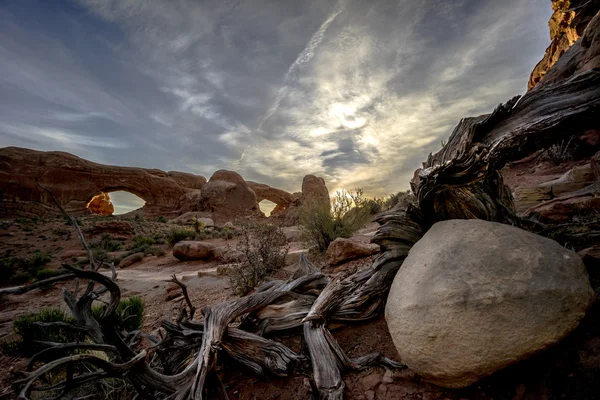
118, 252, 144, 268
201, 170, 261, 223
385, 219, 594, 389
173, 241, 216, 261
578, 245, 600, 267
325, 238, 380, 266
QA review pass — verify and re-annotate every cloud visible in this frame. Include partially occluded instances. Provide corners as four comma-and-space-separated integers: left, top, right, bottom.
0, 0, 553, 196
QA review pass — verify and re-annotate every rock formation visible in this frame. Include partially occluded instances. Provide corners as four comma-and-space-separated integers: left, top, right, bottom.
246, 181, 295, 216
282, 174, 331, 225
529, 0, 600, 89
173, 241, 216, 261
0, 147, 329, 222
200, 170, 262, 223
0, 147, 202, 217
385, 219, 594, 388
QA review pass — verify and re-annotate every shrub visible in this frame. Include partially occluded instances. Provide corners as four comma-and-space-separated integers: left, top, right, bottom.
157, 216, 167, 223
3, 308, 83, 357
36, 268, 65, 281
541, 138, 577, 165
0, 250, 52, 284
166, 228, 195, 246
90, 233, 122, 252
92, 296, 144, 333
229, 222, 289, 295
300, 189, 371, 252
128, 235, 155, 250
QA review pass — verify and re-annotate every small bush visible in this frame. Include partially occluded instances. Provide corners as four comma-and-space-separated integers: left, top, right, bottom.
36, 268, 64, 281
300, 189, 371, 252
3, 308, 83, 357
229, 222, 288, 295
128, 235, 155, 250
157, 216, 167, 223
541, 138, 577, 165
166, 228, 195, 246
144, 246, 166, 257
90, 233, 122, 252
92, 296, 144, 333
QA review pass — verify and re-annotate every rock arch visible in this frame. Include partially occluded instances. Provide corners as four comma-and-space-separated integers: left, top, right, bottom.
0, 147, 203, 217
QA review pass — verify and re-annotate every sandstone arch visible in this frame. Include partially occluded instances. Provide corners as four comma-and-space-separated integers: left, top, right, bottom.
0, 147, 201, 217
247, 181, 295, 216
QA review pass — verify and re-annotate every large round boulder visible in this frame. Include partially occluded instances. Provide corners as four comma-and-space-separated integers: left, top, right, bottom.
385, 219, 594, 389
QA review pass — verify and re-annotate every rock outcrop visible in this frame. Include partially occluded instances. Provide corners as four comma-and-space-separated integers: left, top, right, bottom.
200, 170, 262, 223
529, 0, 600, 89
325, 238, 380, 266
385, 219, 594, 388
0, 147, 204, 217
282, 175, 331, 225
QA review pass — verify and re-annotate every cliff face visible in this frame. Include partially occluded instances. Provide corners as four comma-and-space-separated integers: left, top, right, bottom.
529, 0, 600, 90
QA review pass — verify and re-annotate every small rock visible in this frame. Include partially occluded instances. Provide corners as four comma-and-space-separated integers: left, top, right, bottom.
118, 252, 144, 268
325, 238, 380, 266
359, 373, 382, 391
382, 369, 394, 384
364, 390, 375, 400
285, 249, 310, 266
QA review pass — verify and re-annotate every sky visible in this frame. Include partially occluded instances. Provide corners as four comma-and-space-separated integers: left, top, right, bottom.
1, 0, 553, 211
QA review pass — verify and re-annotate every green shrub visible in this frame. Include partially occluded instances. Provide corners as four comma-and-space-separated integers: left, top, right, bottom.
36, 268, 65, 281
92, 296, 144, 333
128, 235, 155, 250
300, 189, 371, 252
229, 222, 288, 295
90, 233, 122, 252
144, 246, 166, 257
166, 228, 195, 246
4, 308, 83, 357
157, 216, 167, 223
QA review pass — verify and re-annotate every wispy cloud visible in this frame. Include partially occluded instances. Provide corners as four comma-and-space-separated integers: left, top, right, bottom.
0, 0, 552, 195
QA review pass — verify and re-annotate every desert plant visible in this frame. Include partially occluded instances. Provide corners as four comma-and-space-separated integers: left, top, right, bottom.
300, 189, 371, 252
91, 233, 123, 252
229, 222, 289, 295
128, 235, 155, 250
157, 216, 167, 223
541, 138, 577, 164
3, 308, 83, 357
166, 227, 195, 246
92, 296, 145, 333
35, 267, 65, 281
